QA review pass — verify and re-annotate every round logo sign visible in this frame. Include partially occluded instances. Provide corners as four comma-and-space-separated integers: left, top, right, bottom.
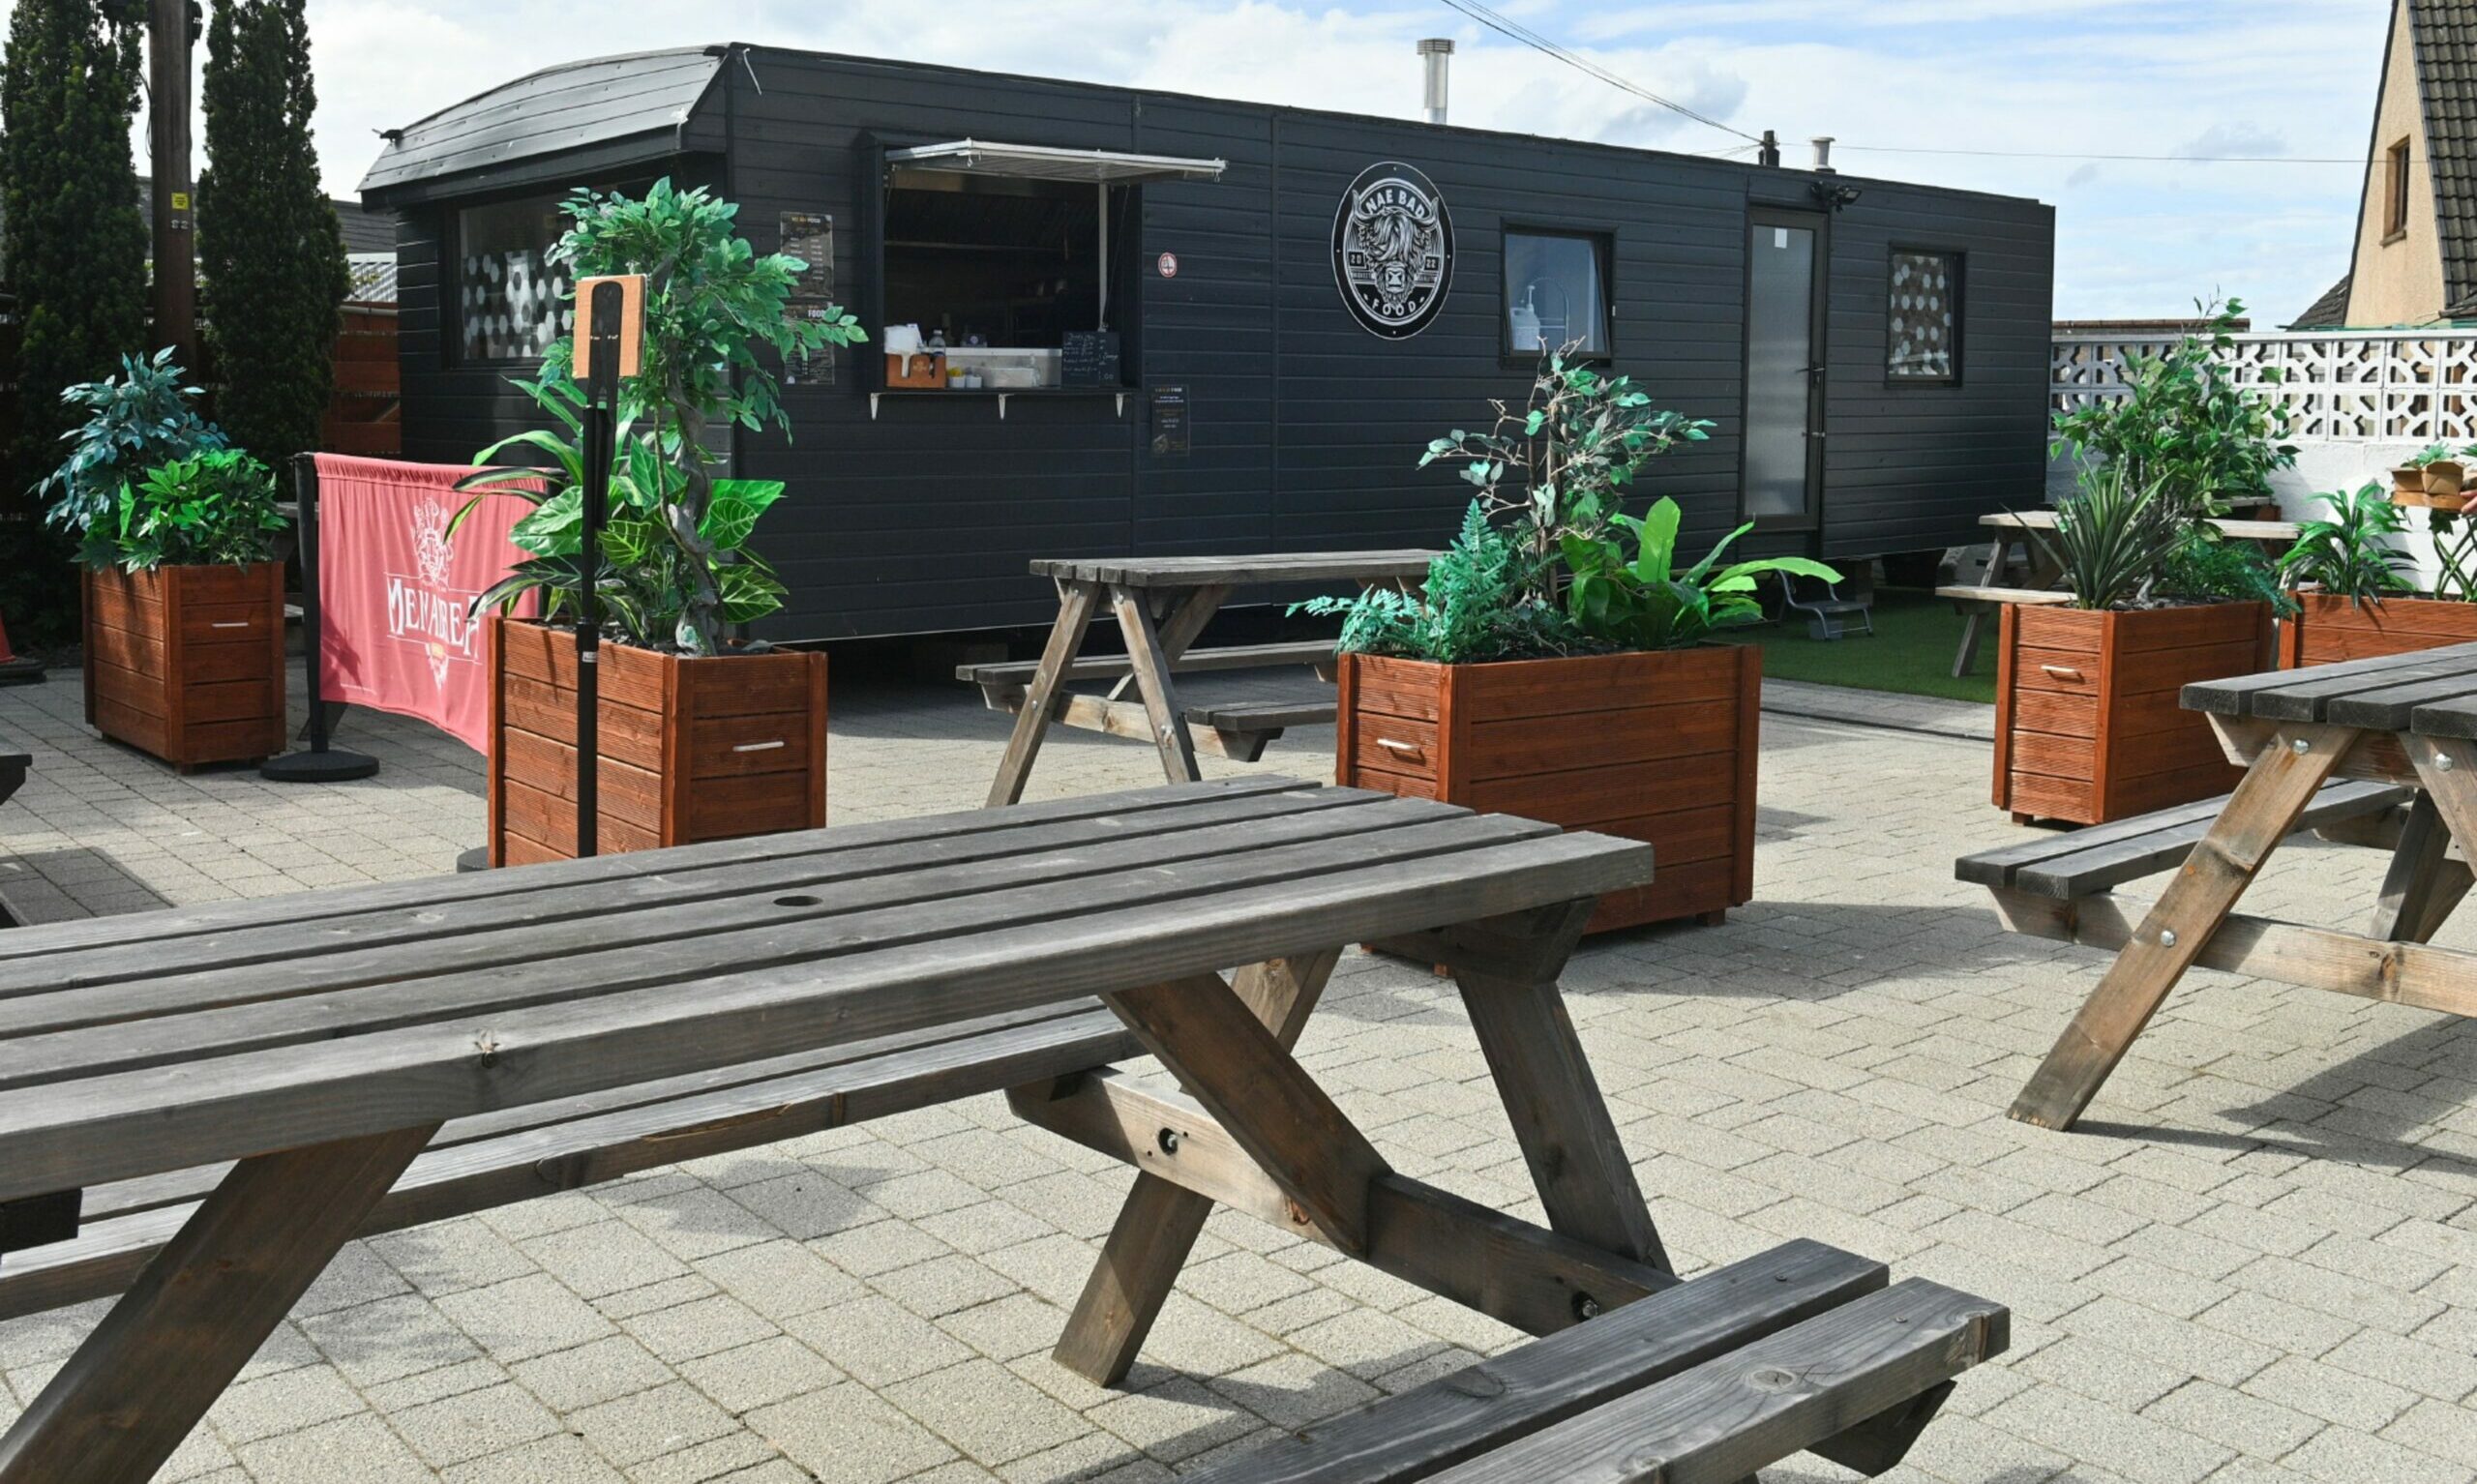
1332, 162, 1452, 339
1156, 252, 1179, 279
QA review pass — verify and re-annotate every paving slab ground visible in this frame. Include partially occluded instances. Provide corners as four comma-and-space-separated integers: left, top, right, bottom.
1, 657, 2473, 1484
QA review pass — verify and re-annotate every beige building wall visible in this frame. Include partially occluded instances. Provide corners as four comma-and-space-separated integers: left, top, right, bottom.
2346, 0, 2450, 326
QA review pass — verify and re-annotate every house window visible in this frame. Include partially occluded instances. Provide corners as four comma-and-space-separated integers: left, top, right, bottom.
1503, 228, 1610, 357
455, 193, 574, 365
2386, 137, 2412, 241
1887, 249, 1961, 383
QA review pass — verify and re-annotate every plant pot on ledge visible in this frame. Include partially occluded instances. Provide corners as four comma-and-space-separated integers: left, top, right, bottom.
1335, 644, 1759, 932
83, 563, 286, 770
486, 616, 827, 866
1993, 601, 2271, 825
2280, 592, 2477, 668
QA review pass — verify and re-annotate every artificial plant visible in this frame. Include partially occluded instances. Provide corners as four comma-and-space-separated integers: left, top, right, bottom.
2276, 481, 2417, 604
2049, 297, 2297, 525
1295, 501, 1584, 664
1560, 500, 1842, 650
459, 179, 864, 654
79, 448, 285, 570
38, 349, 229, 537
2024, 468, 2189, 611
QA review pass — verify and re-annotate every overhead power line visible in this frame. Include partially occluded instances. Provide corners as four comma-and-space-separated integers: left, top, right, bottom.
1432, 0, 1761, 144
1839, 144, 2368, 165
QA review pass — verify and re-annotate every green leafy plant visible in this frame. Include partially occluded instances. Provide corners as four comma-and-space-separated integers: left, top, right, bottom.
2276, 481, 2417, 603
2050, 297, 2297, 524
2410, 443, 2471, 468
2158, 532, 2296, 618
1420, 346, 1713, 586
79, 448, 284, 571
2023, 468, 2190, 611
459, 179, 865, 653
1561, 498, 1841, 650
37, 348, 228, 538
2432, 510, 2477, 603
1294, 502, 1583, 664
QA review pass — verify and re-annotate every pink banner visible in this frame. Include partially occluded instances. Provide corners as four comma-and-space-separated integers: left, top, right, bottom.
313, 454, 538, 754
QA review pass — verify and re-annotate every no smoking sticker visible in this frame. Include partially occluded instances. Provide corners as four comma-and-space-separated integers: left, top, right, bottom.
1157, 252, 1179, 279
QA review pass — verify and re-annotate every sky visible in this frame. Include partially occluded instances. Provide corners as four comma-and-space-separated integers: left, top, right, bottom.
14, 0, 2393, 322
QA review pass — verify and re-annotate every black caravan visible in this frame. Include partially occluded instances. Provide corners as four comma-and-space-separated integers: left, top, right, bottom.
359, 45, 2055, 640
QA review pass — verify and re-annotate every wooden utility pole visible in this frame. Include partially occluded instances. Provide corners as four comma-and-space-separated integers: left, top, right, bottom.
147, 0, 197, 369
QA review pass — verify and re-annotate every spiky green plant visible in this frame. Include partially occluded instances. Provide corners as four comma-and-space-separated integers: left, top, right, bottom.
2023, 468, 2190, 611
2276, 482, 2417, 604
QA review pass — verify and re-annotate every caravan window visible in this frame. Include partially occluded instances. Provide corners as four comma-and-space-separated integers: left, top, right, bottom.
1503, 228, 1610, 358
1887, 249, 1961, 384
454, 193, 574, 365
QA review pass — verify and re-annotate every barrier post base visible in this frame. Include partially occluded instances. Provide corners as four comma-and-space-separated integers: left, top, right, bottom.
259, 749, 380, 783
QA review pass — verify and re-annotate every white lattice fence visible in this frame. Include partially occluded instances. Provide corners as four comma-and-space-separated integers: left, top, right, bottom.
2053, 330, 2477, 444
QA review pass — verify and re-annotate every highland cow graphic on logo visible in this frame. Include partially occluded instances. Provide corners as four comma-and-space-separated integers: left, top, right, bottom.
386, 495, 482, 692
1332, 162, 1452, 340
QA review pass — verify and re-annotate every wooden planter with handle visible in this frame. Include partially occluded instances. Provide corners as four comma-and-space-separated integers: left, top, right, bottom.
82, 563, 287, 769
1335, 645, 1759, 932
486, 616, 827, 866
2279, 592, 2477, 668
1993, 601, 2271, 825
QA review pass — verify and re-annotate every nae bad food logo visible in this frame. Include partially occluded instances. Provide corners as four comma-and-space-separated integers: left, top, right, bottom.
1333, 162, 1452, 339
388, 496, 479, 690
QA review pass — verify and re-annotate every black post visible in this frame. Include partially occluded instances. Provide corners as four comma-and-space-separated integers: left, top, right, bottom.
262, 455, 378, 782
575, 280, 625, 858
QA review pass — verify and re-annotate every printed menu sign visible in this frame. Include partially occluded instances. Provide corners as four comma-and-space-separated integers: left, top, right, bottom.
1150, 384, 1189, 458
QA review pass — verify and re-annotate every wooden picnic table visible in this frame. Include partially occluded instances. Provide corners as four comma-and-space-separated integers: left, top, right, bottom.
1948, 511, 2306, 678
1999, 640, 2477, 1132
0, 778, 1675, 1482
974, 550, 1434, 805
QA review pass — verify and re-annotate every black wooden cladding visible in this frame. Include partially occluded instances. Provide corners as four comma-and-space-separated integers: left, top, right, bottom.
365, 45, 2054, 641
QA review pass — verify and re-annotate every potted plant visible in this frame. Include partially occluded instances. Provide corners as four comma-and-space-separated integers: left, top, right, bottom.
2277, 480, 2474, 666
75, 449, 289, 769
2051, 297, 2298, 525
1310, 352, 1835, 932
1994, 470, 2278, 824
459, 180, 863, 865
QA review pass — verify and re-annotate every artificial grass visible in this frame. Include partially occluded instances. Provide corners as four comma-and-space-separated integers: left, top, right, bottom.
1718, 586, 1996, 705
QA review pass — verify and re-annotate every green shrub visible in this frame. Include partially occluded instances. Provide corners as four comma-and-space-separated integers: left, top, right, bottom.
38, 348, 228, 538
80, 448, 284, 570
2277, 482, 2417, 603
2049, 297, 2297, 524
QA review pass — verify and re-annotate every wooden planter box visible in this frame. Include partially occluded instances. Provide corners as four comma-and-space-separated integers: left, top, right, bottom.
2279, 592, 2477, 668
486, 616, 828, 866
1335, 645, 1759, 932
1993, 601, 2271, 825
82, 563, 286, 769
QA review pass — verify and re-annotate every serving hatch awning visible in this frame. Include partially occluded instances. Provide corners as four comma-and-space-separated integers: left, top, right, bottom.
885, 139, 1227, 185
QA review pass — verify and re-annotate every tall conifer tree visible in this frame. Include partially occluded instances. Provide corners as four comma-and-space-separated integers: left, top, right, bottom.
0, 0, 147, 637
199, 0, 343, 471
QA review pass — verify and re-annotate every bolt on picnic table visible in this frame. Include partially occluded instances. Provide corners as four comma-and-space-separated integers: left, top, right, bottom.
1967, 639, 2477, 1132
968, 551, 1435, 804
0, 779, 2000, 1483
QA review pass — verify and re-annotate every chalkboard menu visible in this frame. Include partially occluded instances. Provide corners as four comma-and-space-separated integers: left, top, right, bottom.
1062, 331, 1122, 387
1150, 384, 1189, 458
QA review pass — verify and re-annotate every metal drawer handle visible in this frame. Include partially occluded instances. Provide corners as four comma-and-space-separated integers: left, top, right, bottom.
1376, 737, 1423, 757
2040, 665, 2084, 681
731, 739, 788, 754
210, 621, 251, 630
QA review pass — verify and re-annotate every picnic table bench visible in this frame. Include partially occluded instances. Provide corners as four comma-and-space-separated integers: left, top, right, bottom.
0, 778, 2001, 1483
973, 551, 1434, 804
1963, 639, 2477, 1132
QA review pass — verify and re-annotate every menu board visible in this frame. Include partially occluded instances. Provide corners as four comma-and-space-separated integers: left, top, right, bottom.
778, 212, 837, 387
1062, 331, 1121, 387
1150, 384, 1189, 458
782, 303, 841, 388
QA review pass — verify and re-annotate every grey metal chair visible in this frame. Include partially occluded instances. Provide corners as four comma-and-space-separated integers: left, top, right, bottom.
1778, 570, 1874, 640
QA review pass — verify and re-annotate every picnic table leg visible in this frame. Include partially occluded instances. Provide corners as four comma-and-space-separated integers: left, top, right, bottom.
2009, 725, 2346, 1132
1110, 582, 1203, 785
1442, 898, 1669, 1272
1104, 583, 1230, 703
2369, 792, 2474, 942
987, 579, 1104, 807
0, 1123, 435, 1484
1050, 949, 1340, 1386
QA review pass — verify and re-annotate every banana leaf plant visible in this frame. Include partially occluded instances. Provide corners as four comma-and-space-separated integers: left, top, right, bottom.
1560, 496, 1841, 649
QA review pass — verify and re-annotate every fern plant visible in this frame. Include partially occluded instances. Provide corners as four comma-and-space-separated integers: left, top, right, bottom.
2277, 482, 2416, 604
1295, 502, 1584, 664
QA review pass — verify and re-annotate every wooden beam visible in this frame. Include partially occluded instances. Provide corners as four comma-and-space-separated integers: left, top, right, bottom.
2370, 792, 2473, 942
1106, 582, 1230, 702
987, 579, 1104, 807
1100, 974, 1388, 1253
1010, 1068, 1678, 1334
0, 1123, 435, 1484
2010, 723, 2346, 1131
1049, 950, 1338, 1386
1110, 582, 1202, 785
978, 690, 1269, 761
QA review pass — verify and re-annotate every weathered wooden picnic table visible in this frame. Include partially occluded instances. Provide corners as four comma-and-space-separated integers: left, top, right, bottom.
1981, 640, 2477, 1132
1944, 511, 2303, 678
970, 551, 1434, 805
0, 777, 2001, 1483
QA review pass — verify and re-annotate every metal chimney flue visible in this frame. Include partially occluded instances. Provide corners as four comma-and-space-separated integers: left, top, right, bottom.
1811, 136, 1835, 172
1418, 39, 1453, 126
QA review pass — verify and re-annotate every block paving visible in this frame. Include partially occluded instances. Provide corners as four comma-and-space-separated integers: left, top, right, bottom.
1, 659, 2474, 1483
